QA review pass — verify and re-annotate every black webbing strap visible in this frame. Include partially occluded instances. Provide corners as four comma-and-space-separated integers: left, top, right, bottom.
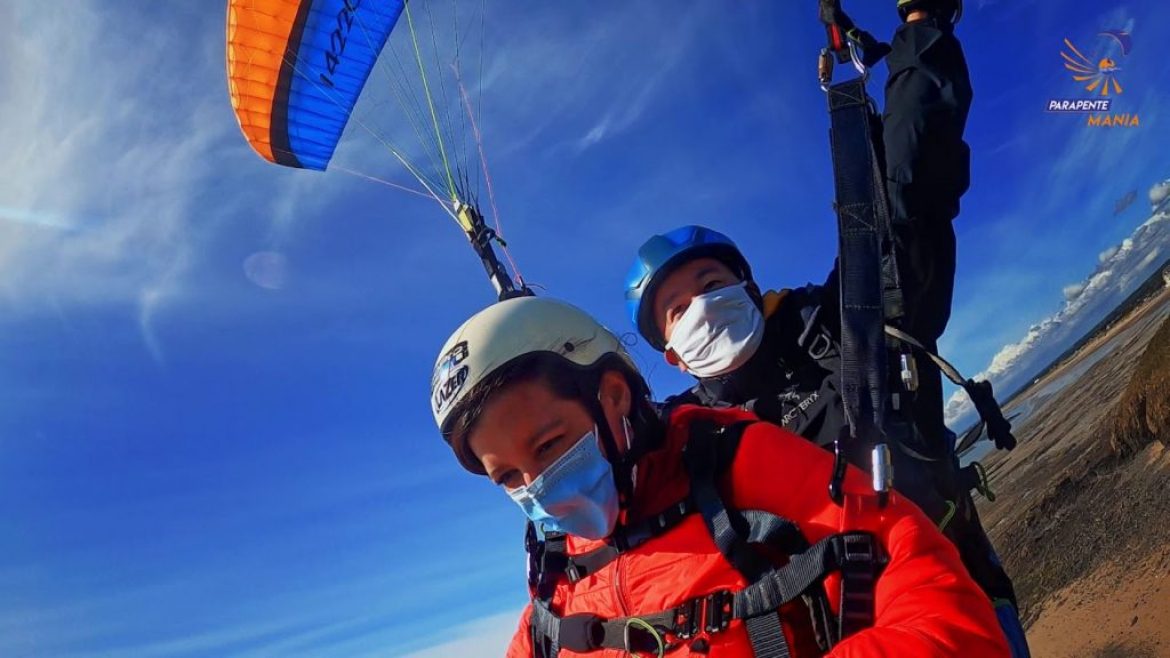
826, 75, 903, 505
565, 497, 695, 583
548, 532, 884, 656
529, 525, 568, 658
684, 420, 774, 581
683, 420, 794, 658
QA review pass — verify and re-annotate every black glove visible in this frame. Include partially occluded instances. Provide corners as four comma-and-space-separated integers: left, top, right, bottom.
964, 379, 1018, 451
820, 0, 892, 68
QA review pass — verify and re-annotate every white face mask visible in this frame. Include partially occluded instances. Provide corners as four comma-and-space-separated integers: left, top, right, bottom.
665, 282, 765, 378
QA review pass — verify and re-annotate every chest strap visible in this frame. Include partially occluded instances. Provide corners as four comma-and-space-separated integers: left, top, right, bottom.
540, 531, 884, 656
563, 498, 695, 583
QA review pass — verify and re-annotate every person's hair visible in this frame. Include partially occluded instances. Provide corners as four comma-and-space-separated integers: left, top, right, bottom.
442, 352, 655, 474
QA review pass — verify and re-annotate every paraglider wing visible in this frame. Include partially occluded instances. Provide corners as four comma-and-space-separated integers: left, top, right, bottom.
226, 0, 406, 171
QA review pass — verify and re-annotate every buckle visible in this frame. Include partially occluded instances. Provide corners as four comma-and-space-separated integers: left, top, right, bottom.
673, 598, 701, 640
838, 533, 875, 566
703, 591, 733, 634
807, 329, 834, 360
672, 591, 733, 641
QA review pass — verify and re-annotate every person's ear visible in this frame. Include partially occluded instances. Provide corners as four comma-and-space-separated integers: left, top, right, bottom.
598, 370, 632, 419
664, 349, 690, 373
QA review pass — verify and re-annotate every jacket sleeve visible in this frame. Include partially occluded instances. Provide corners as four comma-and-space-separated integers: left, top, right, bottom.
726, 422, 1010, 658
503, 606, 532, 658
883, 20, 972, 342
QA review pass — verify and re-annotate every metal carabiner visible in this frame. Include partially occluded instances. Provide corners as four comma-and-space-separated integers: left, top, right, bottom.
846, 37, 870, 81
818, 36, 869, 93
624, 617, 666, 658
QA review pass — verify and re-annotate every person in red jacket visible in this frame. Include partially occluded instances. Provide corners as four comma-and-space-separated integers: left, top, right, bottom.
431, 296, 1010, 658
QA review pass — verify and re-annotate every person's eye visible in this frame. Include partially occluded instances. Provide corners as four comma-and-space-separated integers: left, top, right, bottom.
497, 469, 522, 490
702, 278, 724, 292
536, 435, 564, 459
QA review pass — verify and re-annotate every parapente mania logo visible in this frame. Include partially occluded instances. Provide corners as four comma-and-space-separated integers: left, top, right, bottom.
1048, 29, 1138, 127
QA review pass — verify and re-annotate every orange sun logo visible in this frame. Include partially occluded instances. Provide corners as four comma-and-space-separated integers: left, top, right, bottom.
1061, 37, 1123, 96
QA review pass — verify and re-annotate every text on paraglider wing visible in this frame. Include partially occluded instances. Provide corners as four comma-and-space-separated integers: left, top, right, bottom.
319, 0, 363, 89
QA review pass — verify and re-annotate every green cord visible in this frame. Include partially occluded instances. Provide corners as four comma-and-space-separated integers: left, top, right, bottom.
973, 461, 997, 502
403, 0, 457, 203
624, 617, 665, 658
937, 500, 957, 532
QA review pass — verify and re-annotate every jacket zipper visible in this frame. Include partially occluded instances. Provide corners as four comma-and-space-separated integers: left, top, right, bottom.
613, 553, 631, 617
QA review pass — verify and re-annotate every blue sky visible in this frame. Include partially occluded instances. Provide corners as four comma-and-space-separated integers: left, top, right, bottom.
1, 1, 1167, 656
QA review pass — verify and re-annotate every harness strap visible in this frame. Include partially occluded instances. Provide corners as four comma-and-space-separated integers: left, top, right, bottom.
685, 420, 775, 581
826, 75, 901, 506
565, 498, 695, 583
684, 420, 796, 658
884, 324, 1017, 452
547, 532, 885, 655
528, 419, 886, 657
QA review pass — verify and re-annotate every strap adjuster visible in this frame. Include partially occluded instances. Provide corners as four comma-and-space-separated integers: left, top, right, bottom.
565, 562, 584, 583
838, 533, 876, 565
673, 597, 701, 640
703, 591, 733, 634
672, 590, 733, 640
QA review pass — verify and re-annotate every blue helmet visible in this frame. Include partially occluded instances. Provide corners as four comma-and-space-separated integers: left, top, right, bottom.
624, 225, 752, 351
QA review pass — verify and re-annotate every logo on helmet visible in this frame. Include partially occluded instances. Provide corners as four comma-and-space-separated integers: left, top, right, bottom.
432, 341, 471, 416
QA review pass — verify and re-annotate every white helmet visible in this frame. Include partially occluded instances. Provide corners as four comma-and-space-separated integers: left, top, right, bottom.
430, 296, 637, 472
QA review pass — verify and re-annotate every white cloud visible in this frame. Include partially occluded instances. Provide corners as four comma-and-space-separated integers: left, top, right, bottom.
402, 610, 522, 658
1062, 282, 1086, 300
946, 205, 1170, 428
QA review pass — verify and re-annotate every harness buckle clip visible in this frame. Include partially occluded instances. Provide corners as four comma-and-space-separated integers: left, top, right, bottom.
703, 590, 733, 634
673, 597, 697, 636
674, 598, 701, 640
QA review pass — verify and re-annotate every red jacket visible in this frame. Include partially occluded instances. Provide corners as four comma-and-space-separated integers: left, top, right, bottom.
505, 405, 1010, 657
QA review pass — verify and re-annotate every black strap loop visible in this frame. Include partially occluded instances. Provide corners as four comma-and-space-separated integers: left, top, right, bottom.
565, 498, 694, 583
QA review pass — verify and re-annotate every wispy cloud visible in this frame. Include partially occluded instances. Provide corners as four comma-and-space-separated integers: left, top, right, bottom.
0, 3, 238, 361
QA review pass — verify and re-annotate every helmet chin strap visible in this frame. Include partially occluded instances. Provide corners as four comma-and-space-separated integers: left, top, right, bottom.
589, 374, 666, 508
588, 396, 638, 506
